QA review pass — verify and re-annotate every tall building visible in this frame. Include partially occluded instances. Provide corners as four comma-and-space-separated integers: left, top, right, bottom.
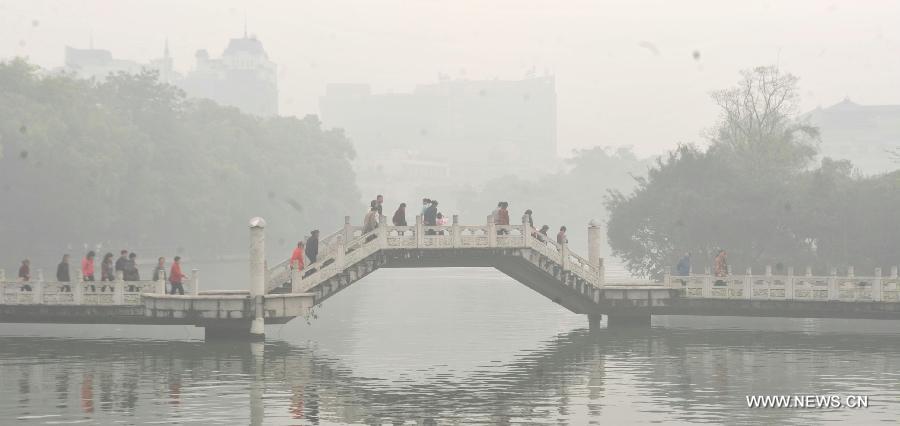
181, 33, 278, 117
319, 77, 557, 189
64, 42, 178, 84
63, 33, 278, 117
805, 99, 900, 174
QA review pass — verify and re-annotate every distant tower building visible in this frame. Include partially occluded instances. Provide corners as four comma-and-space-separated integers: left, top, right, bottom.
64, 41, 180, 84
181, 31, 278, 116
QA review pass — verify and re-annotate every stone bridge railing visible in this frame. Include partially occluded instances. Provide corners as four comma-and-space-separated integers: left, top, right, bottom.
267, 215, 602, 294
0, 269, 198, 306
667, 266, 900, 303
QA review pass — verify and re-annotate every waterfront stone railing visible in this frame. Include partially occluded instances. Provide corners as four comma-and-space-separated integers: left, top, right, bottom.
266, 214, 602, 294
667, 266, 900, 303
0, 269, 199, 306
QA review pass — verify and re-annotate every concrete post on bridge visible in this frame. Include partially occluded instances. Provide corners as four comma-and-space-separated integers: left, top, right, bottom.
248, 217, 267, 341
587, 220, 604, 330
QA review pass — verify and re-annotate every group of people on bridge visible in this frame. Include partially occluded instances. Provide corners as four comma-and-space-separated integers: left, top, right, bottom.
12, 249, 189, 295
287, 194, 574, 271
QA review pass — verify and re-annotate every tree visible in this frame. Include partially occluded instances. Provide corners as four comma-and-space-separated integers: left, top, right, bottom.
606, 66, 899, 279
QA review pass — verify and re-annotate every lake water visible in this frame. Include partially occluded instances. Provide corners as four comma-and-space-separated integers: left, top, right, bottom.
1, 268, 899, 424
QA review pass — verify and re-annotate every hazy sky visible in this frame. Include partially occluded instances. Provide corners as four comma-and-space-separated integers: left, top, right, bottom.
2, 0, 899, 156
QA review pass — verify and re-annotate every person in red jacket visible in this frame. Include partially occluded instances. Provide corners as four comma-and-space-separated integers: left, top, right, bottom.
169, 256, 186, 295
291, 241, 305, 271
81, 251, 96, 281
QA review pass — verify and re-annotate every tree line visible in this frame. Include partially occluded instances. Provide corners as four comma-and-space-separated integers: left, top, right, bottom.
0, 59, 361, 261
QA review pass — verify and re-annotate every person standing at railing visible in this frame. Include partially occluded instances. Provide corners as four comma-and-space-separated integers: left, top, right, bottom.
291, 241, 305, 271
491, 202, 501, 225
714, 250, 728, 285
536, 225, 550, 242
18, 259, 32, 291
522, 209, 534, 229
82, 251, 96, 293
497, 202, 510, 235
392, 203, 407, 226
305, 230, 319, 264
100, 252, 115, 292
57, 254, 71, 292
115, 250, 129, 279
169, 256, 186, 295
364, 205, 379, 235
424, 200, 438, 235
375, 194, 384, 216
125, 253, 140, 281
152, 257, 167, 293
421, 198, 431, 217
557, 226, 568, 245
676, 252, 691, 287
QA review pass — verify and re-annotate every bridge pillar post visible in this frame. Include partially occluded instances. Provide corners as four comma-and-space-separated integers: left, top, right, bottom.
828, 267, 839, 301
744, 267, 753, 300
74, 269, 84, 304
487, 215, 497, 247
415, 215, 424, 247
114, 271, 125, 305
191, 269, 200, 295
587, 220, 602, 270
343, 216, 352, 245
452, 215, 461, 247
248, 217, 267, 341
873, 268, 883, 302
34, 269, 45, 304
786, 266, 795, 300
587, 314, 602, 330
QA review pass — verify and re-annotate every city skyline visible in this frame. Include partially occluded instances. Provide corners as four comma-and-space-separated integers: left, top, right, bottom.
2, 0, 899, 158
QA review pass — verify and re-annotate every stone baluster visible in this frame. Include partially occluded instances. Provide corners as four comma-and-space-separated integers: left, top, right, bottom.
786, 266, 795, 300
249, 217, 267, 340
521, 216, 531, 248
744, 266, 753, 300
873, 267, 883, 302
664, 267, 672, 289
847, 265, 855, 278
0, 269, 5, 304
415, 215, 424, 248
587, 220, 602, 278
0, 269, 5, 281
378, 220, 388, 248
290, 265, 302, 291
452, 215, 461, 248
560, 241, 569, 271
891, 266, 899, 278
701, 266, 711, 298
191, 269, 200, 296
74, 268, 84, 304
155, 268, 166, 295
34, 269, 45, 304
805, 266, 813, 277
343, 216, 352, 245
597, 258, 605, 287
828, 266, 839, 301
487, 215, 497, 247
114, 270, 125, 305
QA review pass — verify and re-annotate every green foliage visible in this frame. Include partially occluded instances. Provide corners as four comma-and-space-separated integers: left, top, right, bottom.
606, 66, 900, 278
0, 58, 361, 259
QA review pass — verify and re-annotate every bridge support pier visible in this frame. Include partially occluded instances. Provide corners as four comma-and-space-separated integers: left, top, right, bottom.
203, 321, 258, 341
606, 313, 651, 328
587, 314, 603, 330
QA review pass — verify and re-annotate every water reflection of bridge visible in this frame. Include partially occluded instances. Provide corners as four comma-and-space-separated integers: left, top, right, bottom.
2, 325, 898, 424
